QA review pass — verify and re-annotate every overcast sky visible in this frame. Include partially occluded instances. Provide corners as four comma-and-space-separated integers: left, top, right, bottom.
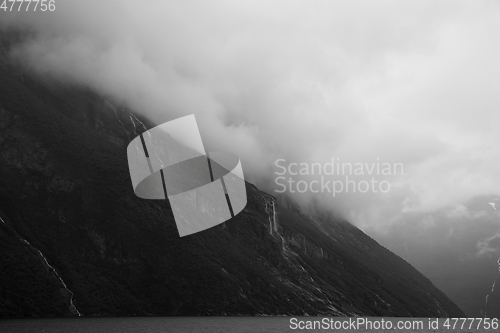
2, 0, 500, 244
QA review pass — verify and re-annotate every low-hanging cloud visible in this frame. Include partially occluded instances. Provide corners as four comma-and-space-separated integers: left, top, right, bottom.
2, 0, 500, 232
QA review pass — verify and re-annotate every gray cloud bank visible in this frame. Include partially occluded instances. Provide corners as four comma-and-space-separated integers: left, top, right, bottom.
2, 0, 500, 235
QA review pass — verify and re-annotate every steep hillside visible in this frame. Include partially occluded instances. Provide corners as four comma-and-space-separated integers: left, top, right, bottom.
0, 32, 464, 317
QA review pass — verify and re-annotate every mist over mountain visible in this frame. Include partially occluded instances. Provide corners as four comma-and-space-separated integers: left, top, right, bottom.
0, 31, 464, 317
2, 0, 499, 320
372, 195, 500, 317
2, 0, 500, 227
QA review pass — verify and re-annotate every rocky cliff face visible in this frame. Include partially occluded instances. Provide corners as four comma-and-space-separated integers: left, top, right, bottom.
0, 32, 464, 317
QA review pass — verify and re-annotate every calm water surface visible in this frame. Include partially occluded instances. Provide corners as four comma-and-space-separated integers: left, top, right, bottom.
0, 317, 491, 333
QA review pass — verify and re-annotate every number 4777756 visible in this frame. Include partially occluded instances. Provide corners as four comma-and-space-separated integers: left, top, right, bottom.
1, 0, 56, 12
443, 318, 499, 330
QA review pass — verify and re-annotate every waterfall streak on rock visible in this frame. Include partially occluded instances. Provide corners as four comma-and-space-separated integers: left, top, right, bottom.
21, 239, 82, 316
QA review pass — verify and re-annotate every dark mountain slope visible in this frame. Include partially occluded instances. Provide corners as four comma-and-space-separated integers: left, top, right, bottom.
0, 33, 464, 317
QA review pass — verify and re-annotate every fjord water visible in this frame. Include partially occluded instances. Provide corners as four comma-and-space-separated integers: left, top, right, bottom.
0, 317, 492, 333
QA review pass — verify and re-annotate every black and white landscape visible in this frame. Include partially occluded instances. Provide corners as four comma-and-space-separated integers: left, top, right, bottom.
1, 0, 500, 321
